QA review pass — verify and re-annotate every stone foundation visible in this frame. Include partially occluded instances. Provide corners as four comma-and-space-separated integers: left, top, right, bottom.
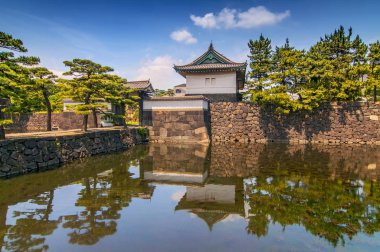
211, 102, 380, 144
146, 110, 210, 143
0, 127, 147, 177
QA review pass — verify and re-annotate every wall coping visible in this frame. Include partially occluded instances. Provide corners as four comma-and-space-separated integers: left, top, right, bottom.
146, 95, 209, 101
1, 126, 139, 142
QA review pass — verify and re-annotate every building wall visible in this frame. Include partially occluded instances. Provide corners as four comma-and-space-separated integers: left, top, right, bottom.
211, 102, 380, 144
5, 112, 99, 133
186, 72, 237, 95
143, 99, 209, 110
174, 86, 186, 96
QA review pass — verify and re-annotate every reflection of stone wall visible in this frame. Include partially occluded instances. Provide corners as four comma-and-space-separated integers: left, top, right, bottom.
147, 110, 210, 143
0, 128, 146, 177
5, 112, 99, 133
211, 102, 380, 144
141, 144, 209, 175
210, 142, 380, 180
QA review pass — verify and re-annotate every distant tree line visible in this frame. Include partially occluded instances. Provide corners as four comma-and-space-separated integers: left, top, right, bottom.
247, 26, 380, 114
154, 88, 174, 97
0, 31, 139, 139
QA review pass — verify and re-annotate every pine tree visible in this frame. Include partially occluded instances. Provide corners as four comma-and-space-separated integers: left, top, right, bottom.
0, 31, 39, 139
61, 59, 115, 131
306, 26, 365, 101
269, 38, 305, 91
28, 67, 58, 131
368, 41, 380, 101
247, 34, 272, 90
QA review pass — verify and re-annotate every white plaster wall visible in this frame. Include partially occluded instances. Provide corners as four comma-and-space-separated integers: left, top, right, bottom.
186, 184, 236, 203
143, 171, 208, 184
143, 99, 208, 110
186, 72, 236, 94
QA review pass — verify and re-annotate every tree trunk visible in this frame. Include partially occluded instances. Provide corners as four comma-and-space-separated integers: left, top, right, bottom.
83, 94, 91, 132
83, 114, 88, 131
120, 102, 127, 128
0, 109, 5, 140
92, 109, 98, 128
375, 85, 377, 102
43, 92, 52, 131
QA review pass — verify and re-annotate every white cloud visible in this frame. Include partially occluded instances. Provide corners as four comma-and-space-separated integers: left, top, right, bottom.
220, 214, 245, 223
170, 29, 197, 44
134, 55, 185, 90
190, 13, 218, 29
190, 6, 290, 29
171, 190, 186, 201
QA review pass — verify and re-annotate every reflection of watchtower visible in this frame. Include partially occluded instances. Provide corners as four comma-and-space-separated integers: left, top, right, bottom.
140, 144, 210, 185
175, 178, 245, 230
139, 143, 247, 231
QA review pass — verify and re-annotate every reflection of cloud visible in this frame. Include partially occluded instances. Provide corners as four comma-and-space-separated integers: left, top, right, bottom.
220, 214, 244, 223
189, 213, 197, 218
134, 55, 185, 90
171, 190, 186, 202
191, 6, 290, 29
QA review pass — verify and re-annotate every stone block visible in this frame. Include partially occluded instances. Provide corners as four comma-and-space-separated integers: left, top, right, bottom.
195, 127, 207, 135
370, 115, 379, 121
368, 163, 377, 170
159, 128, 168, 137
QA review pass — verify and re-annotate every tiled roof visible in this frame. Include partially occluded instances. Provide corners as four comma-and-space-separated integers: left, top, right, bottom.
174, 83, 186, 88
124, 80, 154, 91
174, 43, 246, 75
174, 63, 246, 71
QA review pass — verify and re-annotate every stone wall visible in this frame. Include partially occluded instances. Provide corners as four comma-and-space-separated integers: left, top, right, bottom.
146, 110, 210, 143
211, 102, 380, 144
4, 112, 99, 133
140, 143, 210, 181
0, 127, 146, 177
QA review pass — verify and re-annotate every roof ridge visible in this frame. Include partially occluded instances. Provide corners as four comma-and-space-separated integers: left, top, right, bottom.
127, 79, 150, 83
175, 44, 243, 68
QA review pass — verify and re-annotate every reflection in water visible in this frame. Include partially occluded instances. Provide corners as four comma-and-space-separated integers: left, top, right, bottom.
1, 143, 380, 251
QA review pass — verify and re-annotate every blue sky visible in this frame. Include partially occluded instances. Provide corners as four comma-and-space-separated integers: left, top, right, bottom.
1, 0, 379, 89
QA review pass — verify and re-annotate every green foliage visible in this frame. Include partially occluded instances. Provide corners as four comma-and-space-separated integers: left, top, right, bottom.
154, 88, 174, 96
0, 31, 40, 137
366, 41, 380, 99
0, 119, 12, 126
247, 34, 272, 90
137, 127, 147, 139
247, 26, 372, 114
0, 31, 27, 52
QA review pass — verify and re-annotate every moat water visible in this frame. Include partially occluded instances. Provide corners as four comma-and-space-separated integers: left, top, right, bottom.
1, 143, 380, 251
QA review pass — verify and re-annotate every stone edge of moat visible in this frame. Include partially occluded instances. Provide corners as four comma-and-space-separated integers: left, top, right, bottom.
0, 127, 148, 178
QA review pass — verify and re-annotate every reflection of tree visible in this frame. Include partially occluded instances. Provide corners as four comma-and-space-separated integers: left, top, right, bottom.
62, 163, 154, 245
245, 174, 380, 247
0, 145, 152, 250
2, 190, 59, 252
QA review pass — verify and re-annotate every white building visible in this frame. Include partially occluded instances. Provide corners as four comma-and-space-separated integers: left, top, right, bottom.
174, 43, 246, 101
174, 83, 186, 96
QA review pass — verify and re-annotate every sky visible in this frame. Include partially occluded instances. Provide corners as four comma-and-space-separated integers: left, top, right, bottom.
1, 0, 380, 89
